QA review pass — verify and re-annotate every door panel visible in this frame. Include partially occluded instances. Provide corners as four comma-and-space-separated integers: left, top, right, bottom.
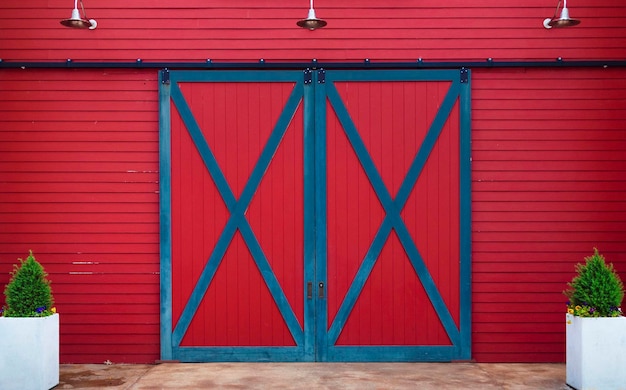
160, 69, 471, 362
316, 70, 471, 361
160, 71, 312, 361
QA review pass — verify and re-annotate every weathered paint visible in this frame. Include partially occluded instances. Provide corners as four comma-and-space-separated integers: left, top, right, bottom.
0, 0, 625, 365
0, 69, 160, 363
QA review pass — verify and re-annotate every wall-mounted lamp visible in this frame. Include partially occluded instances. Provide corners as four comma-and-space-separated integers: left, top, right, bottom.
297, 0, 327, 30
60, 0, 97, 30
543, 0, 580, 29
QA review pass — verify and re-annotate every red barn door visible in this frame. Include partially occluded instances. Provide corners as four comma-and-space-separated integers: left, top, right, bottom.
316, 70, 471, 361
160, 70, 313, 361
159, 69, 471, 362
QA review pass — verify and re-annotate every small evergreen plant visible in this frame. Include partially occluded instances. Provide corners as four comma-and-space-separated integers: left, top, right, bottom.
564, 248, 624, 317
2, 251, 55, 317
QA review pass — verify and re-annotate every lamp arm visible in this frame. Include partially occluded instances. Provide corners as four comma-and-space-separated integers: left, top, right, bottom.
79, 0, 89, 19
552, 0, 562, 20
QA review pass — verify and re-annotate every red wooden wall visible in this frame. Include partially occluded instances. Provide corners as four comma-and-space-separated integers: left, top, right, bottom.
0, 69, 161, 363
0, 0, 625, 62
472, 67, 626, 362
1, 0, 626, 363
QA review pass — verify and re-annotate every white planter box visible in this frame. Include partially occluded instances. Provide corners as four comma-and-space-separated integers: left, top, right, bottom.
566, 313, 626, 390
0, 313, 59, 390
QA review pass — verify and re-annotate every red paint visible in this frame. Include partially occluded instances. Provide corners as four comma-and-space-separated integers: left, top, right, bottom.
471, 67, 626, 363
0, 69, 160, 364
1, 1, 625, 62
326, 80, 461, 346
1, 0, 626, 365
170, 81, 304, 347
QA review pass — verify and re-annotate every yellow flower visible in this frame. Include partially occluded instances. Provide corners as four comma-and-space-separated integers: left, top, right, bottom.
567, 320, 572, 324
575, 305, 582, 311
567, 308, 574, 314
51, 307, 57, 313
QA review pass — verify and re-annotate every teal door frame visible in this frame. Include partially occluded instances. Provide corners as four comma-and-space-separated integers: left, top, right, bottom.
159, 70, 314, 362
313, 69, 472, 361
159, 68, 472, 362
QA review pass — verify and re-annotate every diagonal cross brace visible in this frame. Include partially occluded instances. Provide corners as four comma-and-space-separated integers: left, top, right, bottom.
170, 81, 305, 347
325, 80, 462, 346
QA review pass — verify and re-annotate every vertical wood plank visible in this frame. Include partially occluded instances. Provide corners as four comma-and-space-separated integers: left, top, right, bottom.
172, 77, 303, 349
329, 78, 459, 347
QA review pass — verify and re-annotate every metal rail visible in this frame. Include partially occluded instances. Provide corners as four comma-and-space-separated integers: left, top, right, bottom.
1, 58, 625, 70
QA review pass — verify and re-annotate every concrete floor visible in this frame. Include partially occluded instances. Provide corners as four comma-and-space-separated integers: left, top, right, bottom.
56, 362, 570, 389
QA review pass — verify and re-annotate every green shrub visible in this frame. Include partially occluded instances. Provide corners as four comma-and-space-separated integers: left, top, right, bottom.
2, 251, 55, 317
564, 248, 624, 317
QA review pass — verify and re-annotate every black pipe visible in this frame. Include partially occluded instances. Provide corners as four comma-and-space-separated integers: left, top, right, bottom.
0, 58, 625, 70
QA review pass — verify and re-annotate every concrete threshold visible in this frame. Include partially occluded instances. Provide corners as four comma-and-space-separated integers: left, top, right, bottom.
57, 362, 569, 389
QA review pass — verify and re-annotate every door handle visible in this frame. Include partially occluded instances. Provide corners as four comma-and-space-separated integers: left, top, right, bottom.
318, 282, 325, 299
307, 282, 312, 299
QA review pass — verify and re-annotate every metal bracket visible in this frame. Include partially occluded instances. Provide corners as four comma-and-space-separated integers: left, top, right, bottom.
161, 68, 170, 85
460, 67, 469, 83
317, 68, 326, 84
303, 68, 312, 85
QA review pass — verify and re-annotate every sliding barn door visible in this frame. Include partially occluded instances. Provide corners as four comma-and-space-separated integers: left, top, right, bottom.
159, 69, 471, 362
315, 70, 471, 361
159, 71, 314, 361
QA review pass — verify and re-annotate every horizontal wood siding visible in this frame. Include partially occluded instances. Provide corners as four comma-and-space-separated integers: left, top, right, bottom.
472, 67, 626, 362
1, 66, 625, 363
2, 0, 626, 363
0, 0, 624, 62
0, 69, 160, 363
